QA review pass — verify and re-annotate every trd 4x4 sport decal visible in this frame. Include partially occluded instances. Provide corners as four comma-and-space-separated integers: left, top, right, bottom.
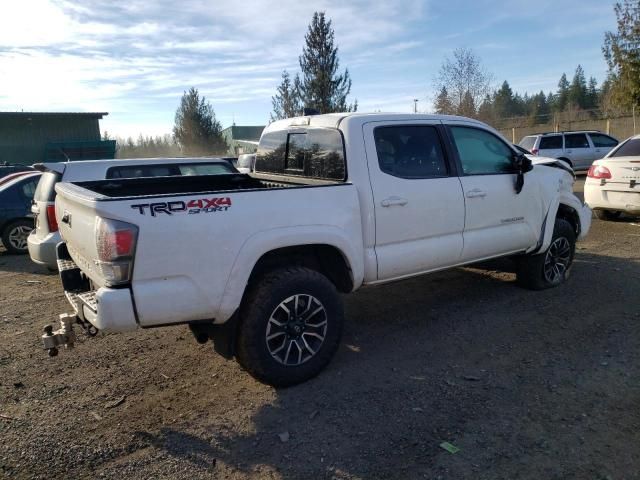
131, 197, 232, 216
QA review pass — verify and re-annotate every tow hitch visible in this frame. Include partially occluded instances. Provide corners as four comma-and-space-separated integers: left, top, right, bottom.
41, 314, 99, 357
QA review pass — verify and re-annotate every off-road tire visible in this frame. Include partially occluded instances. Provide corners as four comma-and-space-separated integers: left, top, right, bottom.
516, 218, 576, 290
594, 209, 621, 221
2, 219, 33, 254
236, 266, 343, 387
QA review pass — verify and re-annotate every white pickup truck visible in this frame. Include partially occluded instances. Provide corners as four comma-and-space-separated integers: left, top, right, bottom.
47, 113, 591, 386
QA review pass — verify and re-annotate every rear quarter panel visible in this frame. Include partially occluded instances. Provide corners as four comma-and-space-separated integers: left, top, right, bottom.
85, 184, 364, 326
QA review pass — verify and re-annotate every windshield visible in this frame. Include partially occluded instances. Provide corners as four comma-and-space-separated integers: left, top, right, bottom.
519, 136, 536, 151
609, 138, 640, 158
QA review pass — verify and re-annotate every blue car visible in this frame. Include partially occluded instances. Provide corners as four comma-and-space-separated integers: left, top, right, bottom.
0, 172, 41, 254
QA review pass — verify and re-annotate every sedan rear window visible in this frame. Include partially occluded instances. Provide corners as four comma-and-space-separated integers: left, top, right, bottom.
610, 138, 640, 158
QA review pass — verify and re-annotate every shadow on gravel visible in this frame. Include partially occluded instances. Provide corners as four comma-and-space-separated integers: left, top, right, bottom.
0, 249, 54, 275
135, 429, 218, 470
131, 250, 640, 479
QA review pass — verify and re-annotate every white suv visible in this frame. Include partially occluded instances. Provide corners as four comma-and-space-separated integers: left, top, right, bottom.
519, 131, 618, 171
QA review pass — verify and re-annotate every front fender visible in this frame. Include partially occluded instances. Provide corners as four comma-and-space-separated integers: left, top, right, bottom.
538, 192, 591, 253
216, 225, 364, 323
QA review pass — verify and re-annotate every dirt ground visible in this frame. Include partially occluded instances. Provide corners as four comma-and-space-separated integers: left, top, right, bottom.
1, 178, 640, 480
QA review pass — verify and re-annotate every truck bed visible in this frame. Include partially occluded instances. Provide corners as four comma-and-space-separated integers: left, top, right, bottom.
71, 173, 341, 200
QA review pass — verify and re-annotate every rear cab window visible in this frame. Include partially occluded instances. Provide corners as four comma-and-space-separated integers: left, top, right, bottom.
34, 171, 61, 202
106, 162, 233, 179
255, 127, 346, 181
539, 135, 563, 150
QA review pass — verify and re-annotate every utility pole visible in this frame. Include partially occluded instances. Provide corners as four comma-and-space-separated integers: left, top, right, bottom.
413, 99, 419, 113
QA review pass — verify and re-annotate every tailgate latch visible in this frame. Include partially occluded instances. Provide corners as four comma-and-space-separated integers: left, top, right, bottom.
41, 313, 77, 357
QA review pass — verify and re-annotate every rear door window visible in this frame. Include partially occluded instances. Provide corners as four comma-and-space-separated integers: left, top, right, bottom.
374, 125, 449, 178
589, 133, 618, 148
539, 136, 563, 149
34, 171, 61, 202
20, 177, 39, 200
565, 133, 589, 149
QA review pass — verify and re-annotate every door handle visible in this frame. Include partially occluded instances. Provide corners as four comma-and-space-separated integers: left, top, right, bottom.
465, 189, 487, 198
381, 196, 408, 207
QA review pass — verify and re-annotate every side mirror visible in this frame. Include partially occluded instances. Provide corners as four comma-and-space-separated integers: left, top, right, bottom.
512, 153, 532, 194
513, 153, 533, 173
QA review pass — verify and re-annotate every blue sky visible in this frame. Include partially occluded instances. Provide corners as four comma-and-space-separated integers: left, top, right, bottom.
0, 0, 616, 138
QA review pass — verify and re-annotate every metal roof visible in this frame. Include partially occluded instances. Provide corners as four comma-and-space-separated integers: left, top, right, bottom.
0, 112, 108, 118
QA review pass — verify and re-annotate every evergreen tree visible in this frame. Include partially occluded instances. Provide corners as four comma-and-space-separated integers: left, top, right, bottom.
457, 91, 476, 117
173, 87, 227, 156
568, 65, 588, 109
493, 81, 515, 118
603, 0, 640, 110
586, 76, 599, 109
271, 70, 303, 121
556, 73, 570, 111
298, 12, 356, 113
477, 94, 495, 123
434, 86, 455, 114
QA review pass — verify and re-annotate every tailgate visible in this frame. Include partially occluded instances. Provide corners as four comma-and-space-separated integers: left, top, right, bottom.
54, 182, 107, 287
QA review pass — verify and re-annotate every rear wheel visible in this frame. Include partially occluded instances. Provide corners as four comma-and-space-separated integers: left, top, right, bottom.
594, 209, 621, 221
236, 266, 343, 387
2, 219, 33, 254
516, 218, 576, 290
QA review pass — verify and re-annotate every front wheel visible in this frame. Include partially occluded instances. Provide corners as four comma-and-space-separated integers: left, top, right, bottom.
516, 218, 576, 290
2, 219, 33, 254
236, 266, 344, 387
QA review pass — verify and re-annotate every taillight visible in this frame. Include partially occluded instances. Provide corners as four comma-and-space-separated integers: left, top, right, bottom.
95, 217, 138, 286
587, 165, 612, 179
531, 148, 539, 155
46, 204, 58, 232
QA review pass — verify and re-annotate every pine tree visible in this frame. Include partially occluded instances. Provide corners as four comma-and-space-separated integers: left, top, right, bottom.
586, 76, 599, 109
173, 87, 227, 156
298, 12, 356, 113
434, 86, 455, 114
555, 73, 570, 111
568, 65, 588, 109
493, 81, 515, 119
457, 91, 476, 117
271, 70, 303, 121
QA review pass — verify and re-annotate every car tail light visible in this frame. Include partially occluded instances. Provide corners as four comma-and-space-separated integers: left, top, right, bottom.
95, 217, 138, 286
587, 165, 612, 179
46, 204, 58, 232
531, 148, 539, 155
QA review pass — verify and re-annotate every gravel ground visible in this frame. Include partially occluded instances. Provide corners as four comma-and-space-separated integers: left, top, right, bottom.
1, 178, 640, 479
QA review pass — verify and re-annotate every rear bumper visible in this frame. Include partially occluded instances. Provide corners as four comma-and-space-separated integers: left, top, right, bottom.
584, 185, 640, 214
27, 231, 59, 269
57, 243, 137, 332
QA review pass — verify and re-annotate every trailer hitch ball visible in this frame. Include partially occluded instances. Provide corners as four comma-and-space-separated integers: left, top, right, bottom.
41, 313, 77, 356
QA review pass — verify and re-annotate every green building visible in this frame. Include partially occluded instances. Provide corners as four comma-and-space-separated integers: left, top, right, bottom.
0, 112, 116, 165
221, 125, 264, 156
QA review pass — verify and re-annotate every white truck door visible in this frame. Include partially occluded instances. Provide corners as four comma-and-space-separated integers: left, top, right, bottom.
363, 122, 465, 280
447, 125, 540, 261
